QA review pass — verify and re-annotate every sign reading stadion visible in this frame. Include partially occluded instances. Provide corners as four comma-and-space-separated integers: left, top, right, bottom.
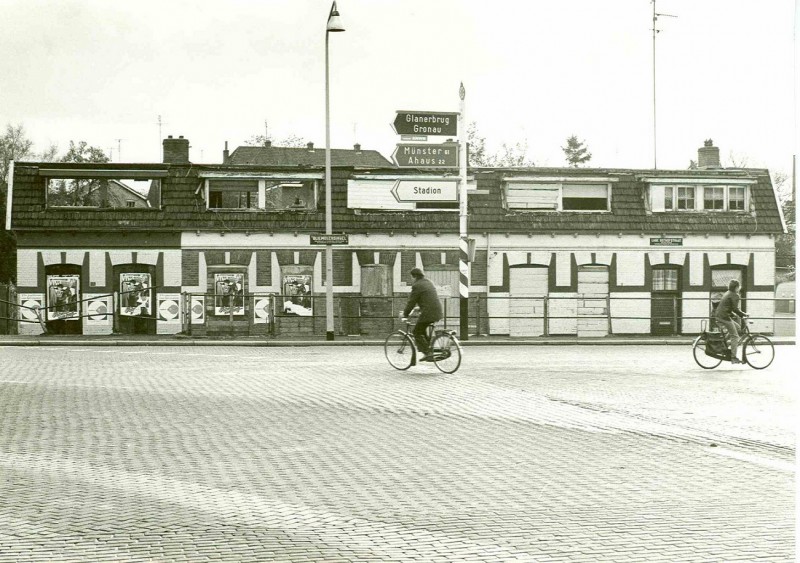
391, 180, 458, 203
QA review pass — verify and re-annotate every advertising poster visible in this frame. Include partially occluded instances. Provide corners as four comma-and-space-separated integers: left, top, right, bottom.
282, 274, 312, 316
120, 273, 152, 317
46, 275, 80, 321
214, 273, 244, 316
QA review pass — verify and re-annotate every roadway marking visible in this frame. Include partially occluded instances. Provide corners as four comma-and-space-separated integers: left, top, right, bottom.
710, 448, 795, 473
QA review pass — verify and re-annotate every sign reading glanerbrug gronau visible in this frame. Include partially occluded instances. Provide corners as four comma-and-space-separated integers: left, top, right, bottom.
392, 111, 458, 136
392, 143, 459, 168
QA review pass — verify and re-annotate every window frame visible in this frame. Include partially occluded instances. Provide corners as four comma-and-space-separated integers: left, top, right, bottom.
41, 169, 164, 210
201, 173, 321, 212
649, 180, 753, 213
503, 177, 614, 213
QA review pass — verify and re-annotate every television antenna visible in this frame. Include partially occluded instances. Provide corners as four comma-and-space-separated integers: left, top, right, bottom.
652, 0, 677, 169
115, 139, 124, 162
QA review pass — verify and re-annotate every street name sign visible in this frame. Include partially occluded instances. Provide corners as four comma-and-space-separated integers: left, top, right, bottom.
391, 180, 458, 203
401, 135, 428, 142
310, 233, 349, 245
392, 111, 458, 136
392, 143, 459, 169
650, 237, 683, 246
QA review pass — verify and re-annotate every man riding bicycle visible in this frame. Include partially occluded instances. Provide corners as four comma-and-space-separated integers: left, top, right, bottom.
401, 268, 443, 361
714, 279, 748, 364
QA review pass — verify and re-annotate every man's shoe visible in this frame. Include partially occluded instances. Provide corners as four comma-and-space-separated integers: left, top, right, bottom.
730, 357, 742, 364
419, 353, 433, 362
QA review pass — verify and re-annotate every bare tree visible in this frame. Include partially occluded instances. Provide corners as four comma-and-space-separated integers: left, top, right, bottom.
245, 133, 307, 148
467, 122, 534, 167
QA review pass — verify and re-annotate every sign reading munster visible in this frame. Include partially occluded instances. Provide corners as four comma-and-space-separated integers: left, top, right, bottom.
392, 144, 459, 169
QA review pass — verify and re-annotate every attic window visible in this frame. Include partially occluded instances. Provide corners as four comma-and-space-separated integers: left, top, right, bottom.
561, 184, 609, 210
504, 180, 610, 212
649, 183, 750, 212
46, 177, 158, 209
206, 178, 317, 211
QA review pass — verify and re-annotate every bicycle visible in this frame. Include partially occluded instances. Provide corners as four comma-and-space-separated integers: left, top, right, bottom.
692, 317, 775, 370
384, 318, 462, 374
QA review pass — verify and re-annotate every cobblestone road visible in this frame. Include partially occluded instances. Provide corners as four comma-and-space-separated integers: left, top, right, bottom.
0, 344, 795, 562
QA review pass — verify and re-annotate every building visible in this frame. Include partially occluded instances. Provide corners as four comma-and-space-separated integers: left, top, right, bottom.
5, 137, 785, 337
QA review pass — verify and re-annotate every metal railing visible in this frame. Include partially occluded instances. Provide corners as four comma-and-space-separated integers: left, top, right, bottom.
4, 291, 795, 338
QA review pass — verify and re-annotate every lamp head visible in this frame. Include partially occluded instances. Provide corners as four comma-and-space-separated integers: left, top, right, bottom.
327, 2, 345, 32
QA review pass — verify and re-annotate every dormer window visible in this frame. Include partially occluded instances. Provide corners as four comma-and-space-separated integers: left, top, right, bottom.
202, 174, 319, 211
504, 177, 613, 212
647, 179, 753, 213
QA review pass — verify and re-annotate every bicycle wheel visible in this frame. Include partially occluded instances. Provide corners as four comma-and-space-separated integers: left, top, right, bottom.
743, 335, 775, 370
385, 331, 416, 370
431, 332, 462, 374
692, 334, 723, 369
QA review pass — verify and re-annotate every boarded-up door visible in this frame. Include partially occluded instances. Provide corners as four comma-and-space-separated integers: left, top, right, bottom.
509, 266, 548, 337
577, 266, 609, 337
425, 268, 459, 330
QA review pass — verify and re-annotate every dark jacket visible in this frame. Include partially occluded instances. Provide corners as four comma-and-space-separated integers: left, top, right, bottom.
403, 277, 443, 324
715, 290, 745, 321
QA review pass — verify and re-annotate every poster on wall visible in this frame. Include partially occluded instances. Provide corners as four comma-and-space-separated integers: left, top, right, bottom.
120, 273, 152, 316
282, 274, 312, 316
46, 275, 80, 321
214, 273, 244, 316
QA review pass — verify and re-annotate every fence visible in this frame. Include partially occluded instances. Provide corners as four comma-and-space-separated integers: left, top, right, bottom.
4, 291, 795, 338
181, 293, 794, 339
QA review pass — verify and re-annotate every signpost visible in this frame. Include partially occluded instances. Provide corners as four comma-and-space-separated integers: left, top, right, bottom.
390, 96, 468, 341
390, 180, 458, 203
310, 233, 349, 245
392, 143, 459, 169
392, 111, 458, 136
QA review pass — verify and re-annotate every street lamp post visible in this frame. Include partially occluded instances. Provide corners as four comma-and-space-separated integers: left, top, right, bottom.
325, 2, 344, 341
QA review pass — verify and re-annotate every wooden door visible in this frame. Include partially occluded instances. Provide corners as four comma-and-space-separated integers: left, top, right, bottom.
509, 267, 548, 337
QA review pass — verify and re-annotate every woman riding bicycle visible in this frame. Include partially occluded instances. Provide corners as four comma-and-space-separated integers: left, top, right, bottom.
714, 279, 748, 364
401, 268, 443, 361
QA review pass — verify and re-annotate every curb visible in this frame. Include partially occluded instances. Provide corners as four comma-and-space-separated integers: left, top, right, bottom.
0, 337, 795, 347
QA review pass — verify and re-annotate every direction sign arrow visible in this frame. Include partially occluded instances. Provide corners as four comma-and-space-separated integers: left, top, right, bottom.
392, 111, 458, 136
391, 180, 459, 202
392, 143, 459, 169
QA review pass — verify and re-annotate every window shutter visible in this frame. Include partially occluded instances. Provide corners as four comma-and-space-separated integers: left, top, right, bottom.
650, 185, 665, 212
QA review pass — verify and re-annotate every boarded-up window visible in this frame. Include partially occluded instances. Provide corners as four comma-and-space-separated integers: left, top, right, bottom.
506, 183, 559, 210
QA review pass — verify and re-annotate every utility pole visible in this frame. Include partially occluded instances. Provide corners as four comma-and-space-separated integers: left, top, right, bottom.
651, 0, 676, 169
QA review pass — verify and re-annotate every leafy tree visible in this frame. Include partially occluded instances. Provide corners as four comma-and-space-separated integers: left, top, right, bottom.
0, 124, 35, 283
562, 135, 592, 167
467, 122, 534, 167
772, 170, 795, 276
47, 141, 111, 206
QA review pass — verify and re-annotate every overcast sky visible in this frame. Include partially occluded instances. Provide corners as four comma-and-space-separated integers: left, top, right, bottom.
1, 0, 796, 176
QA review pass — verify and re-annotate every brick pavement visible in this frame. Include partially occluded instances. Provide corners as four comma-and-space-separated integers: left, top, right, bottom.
0, 345, 795, 562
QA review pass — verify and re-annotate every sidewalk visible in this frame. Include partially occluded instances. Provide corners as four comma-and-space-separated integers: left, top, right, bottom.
0, 333, 795, 346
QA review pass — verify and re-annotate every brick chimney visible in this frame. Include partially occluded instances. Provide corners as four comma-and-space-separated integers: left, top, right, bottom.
307, 142, 315, 151
354, 143, 361, 152
222, 141, 229, 163
698, 139, 720, 169
163, 135, 190, 164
